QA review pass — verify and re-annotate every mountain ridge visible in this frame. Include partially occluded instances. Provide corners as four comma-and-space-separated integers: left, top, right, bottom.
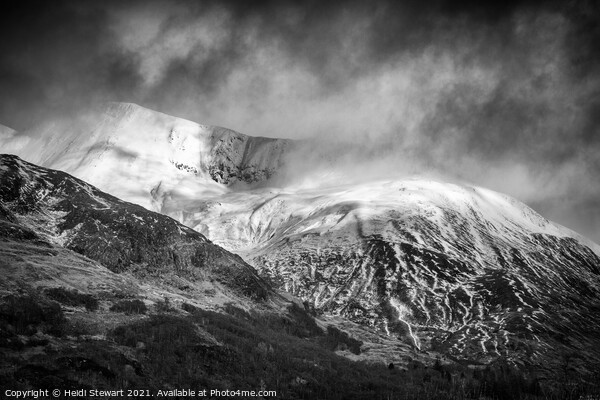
0, 102, 294, 211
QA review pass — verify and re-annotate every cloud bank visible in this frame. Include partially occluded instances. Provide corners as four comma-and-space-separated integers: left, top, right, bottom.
0, 0, 599, 241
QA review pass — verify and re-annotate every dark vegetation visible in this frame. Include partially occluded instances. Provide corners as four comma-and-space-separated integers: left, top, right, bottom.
0, 293, 66, 337
109, 299, 147, 314
44, 287, 99, 311
0, 292, 598, 399
321, 326, 362, 354
154, 296, 173, 313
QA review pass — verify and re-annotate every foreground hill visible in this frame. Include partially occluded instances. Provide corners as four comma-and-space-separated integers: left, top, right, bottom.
0, 154, 270, 302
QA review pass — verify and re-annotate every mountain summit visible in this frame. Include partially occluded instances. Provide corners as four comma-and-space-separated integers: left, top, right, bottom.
0, 102, 292, 211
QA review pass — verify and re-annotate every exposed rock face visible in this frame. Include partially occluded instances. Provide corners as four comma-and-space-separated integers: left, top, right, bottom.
208, 127, 292, 185
254, 225, 600, 371
0, 154, 270, 300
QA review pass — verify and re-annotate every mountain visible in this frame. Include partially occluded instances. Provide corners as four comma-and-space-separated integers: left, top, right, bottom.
0, 102, 293, 211
3, 103, 600, 386
171, 177, 600, 376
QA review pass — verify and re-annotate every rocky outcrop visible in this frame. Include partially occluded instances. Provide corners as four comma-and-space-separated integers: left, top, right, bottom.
207, 127, 293, 185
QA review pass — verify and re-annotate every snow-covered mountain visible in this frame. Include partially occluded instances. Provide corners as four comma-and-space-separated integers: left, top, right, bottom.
170, 177, 600, 374
0, 102, 292, 211
2, 102, 600, 379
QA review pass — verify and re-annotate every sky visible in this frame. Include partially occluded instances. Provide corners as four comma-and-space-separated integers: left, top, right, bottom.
0, 0, 599, 242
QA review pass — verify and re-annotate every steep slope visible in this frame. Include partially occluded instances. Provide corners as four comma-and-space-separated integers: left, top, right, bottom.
168, 179, 600, 378
0, 102, 292, 211
0, 154, 270, 301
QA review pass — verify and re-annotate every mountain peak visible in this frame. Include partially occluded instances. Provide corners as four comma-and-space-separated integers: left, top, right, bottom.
0, 103, 293, 211
102, 101, 197, 125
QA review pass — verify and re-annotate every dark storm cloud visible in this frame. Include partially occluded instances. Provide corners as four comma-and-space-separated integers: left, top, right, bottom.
0, 0, 145, 128
0, 0, 599, 241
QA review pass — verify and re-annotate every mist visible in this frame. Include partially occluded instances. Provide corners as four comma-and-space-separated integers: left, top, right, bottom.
0, 0, 599, 241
